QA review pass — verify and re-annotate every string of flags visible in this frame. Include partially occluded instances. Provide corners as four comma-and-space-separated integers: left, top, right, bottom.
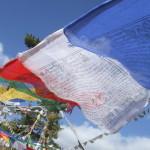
66, 99, 150, 150
0, 0, 150, 149
1, 0, 150, 133
0, 106, 61, 150
66, 101, 150, 150
0, 131, 61, 150
60, 111, 86, 150
0, 99, 149, 149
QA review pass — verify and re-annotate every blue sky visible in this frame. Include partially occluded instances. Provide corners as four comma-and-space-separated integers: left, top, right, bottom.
0, 0, 150, 149
0, 0, 103, 58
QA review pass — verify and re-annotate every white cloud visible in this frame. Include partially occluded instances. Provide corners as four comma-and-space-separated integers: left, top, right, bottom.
0, 43, 10, 66
55, 122, 150, 150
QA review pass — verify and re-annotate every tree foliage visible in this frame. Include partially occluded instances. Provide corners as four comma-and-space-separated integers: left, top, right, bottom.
24, 33, 41, 48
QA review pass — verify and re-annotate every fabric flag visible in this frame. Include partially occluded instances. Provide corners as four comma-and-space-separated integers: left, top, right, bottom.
0, 77, 38, 102
0, 132, 10, 144
0, 86, 37, 103
0, 77, 71, 112
0, 59, 78, 106
26, 146, 34, 150
9, 137, 15, 147
13, 140, 26, 150
10, 99, 26, 103
0, 0, 150, 133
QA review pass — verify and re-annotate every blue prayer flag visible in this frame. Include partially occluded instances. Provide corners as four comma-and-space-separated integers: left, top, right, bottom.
64, 0, 150, 89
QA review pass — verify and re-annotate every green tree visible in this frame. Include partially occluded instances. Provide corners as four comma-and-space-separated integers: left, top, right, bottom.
24, 34, 41, 48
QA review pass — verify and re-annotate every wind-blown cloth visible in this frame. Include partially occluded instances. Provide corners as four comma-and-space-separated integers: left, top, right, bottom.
0, 132, 10, 144
0, 76, 73, 112
0, 77, 37, 102
1, 0, 150, 133
0, 59, 78, 106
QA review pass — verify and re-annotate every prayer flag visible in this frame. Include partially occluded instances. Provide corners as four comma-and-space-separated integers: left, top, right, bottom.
0, 77, 71, 112
0, 0, 150, 133
0, 132, 10, 144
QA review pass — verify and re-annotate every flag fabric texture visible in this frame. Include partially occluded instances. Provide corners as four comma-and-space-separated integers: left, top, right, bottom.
0, 77, 70, 112
0, 58, 78, 106
0, 77, 38, 102
26, 146, 34, 150
0, 132, 10, 144
0, 0, 150, 133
